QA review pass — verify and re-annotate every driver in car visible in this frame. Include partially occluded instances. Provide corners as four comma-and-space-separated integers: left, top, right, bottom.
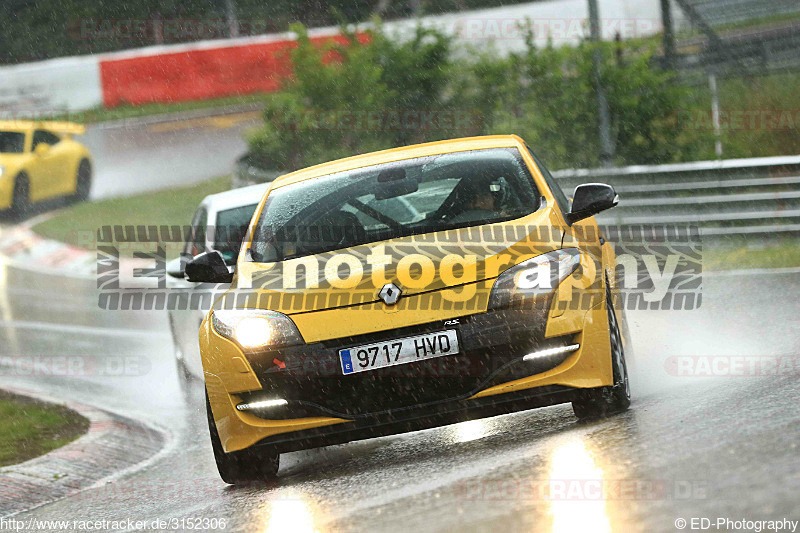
450, 176, 507, 223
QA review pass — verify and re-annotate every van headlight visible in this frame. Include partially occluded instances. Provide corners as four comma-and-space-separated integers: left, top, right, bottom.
488, 249, 582, 309
211, 310, 304, 349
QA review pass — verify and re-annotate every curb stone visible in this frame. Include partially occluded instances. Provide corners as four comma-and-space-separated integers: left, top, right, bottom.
0, 225, 96, 278
0, 224, 151, 280
0, 386, 167, 517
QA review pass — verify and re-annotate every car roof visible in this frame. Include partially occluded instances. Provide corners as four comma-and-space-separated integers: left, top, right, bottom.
200, 182, 271, 214
0, 120, 85, 135
270, 135, 526, 190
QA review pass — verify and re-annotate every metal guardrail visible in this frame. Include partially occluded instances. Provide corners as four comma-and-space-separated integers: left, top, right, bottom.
553, 154, 800, 238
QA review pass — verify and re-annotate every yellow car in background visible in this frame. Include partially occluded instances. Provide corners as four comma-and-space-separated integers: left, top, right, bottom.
0, 121, 92, 215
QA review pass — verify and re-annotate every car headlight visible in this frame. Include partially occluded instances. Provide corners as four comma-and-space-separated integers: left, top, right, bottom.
211, 310, 304, 349
488, 248, 582, 309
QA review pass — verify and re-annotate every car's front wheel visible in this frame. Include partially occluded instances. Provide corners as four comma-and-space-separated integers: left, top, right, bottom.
205, 391, 279, 484
572, 286, 631, 420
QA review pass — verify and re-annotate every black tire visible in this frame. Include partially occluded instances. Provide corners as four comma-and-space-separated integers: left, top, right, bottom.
572, 285, 631, 420
206, 391, 279, 484
74, 159, 92, 202
10, 174, 30, 218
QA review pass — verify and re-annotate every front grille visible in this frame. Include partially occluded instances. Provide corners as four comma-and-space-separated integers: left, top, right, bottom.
246, 306, 562, 417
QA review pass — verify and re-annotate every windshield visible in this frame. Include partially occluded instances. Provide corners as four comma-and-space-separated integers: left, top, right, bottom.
250, 147, 541, 262
0, 131, 25, 153
214, 203, 259, 262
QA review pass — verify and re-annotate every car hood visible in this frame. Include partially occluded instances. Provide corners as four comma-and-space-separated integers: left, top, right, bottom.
230, 206, 564, 315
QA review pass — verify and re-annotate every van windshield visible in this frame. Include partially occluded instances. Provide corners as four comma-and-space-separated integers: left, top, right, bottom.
214, 204, 259, 263
249, 147, 541, 262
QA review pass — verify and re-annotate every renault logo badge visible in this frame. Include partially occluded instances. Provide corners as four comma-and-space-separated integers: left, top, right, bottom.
379, 282, 402, 305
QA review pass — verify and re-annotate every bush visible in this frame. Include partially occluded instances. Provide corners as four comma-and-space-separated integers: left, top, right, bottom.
248, 21, 791, 172
456, 32, 710, 168
249, 22, 459, 170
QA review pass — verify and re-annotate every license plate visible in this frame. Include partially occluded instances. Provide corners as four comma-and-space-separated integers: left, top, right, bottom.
339, 330, 459, 375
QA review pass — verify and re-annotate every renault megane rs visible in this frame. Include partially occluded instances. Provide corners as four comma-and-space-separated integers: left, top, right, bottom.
186, 135, 632, 483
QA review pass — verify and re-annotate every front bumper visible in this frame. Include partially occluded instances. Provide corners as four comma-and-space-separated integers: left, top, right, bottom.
202, 295, 613, 453
242, 385, 577, 454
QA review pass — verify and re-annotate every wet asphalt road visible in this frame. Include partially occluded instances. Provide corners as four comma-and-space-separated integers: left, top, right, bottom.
78, 109, 262, 200
1, 261, 798, 532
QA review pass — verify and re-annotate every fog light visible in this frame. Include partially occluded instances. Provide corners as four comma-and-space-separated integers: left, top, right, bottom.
523, 344, 580, 361
236, 399, 288, 411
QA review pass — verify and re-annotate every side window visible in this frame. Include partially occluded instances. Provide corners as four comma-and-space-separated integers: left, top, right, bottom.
185, 207, 208, 256
32, 130, 61, 150
525, 145, 570, 215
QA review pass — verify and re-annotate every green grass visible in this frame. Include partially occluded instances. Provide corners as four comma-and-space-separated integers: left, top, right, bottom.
33, 176, 231, 248
715, 72, 800, 160
59, 94, 267, 125
674, 70, 800, 161
0, 391, 89, 467
704, 242, 800, 271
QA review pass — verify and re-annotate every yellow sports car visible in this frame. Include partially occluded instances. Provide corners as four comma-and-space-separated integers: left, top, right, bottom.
0, 121, 92, 215
184, 135, 631, 484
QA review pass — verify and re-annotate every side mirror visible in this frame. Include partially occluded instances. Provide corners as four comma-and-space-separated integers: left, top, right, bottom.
185, 251, 234, 284
166, 257, 186, 279
34, 143, 51, 156
564, 183, 619, 225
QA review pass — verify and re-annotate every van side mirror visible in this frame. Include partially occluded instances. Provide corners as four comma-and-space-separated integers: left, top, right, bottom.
185, 251, 234, 283
564, 183, 618, 225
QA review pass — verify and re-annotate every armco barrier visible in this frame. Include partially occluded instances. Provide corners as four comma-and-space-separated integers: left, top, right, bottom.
99, 32, 363, 107
553, 154, 800, 238
231, 152, 800, 239
0, 0, 662, 115
0, 55, 103, 113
